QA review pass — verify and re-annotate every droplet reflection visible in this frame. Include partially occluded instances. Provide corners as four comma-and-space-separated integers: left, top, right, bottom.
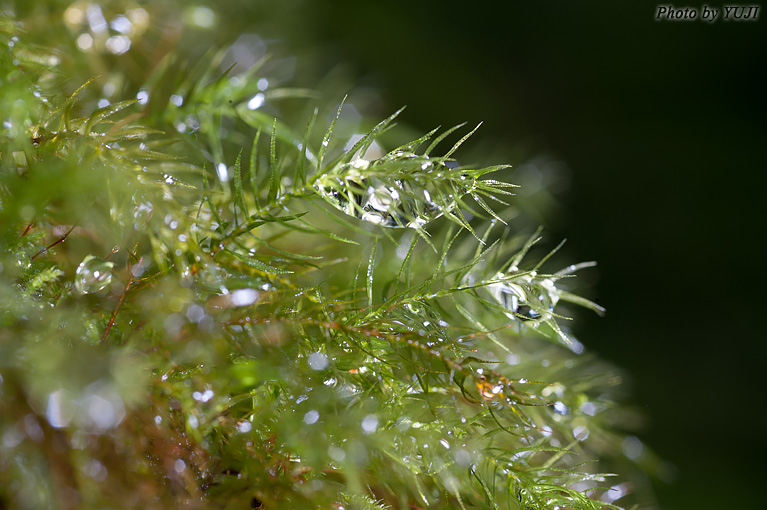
361, 414, 378, 434
621, 435, 643, 459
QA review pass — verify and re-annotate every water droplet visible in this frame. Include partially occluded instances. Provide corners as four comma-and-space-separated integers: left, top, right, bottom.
488, 271, 560, 322
237, 420, 252, 433
24, 415, 44, 442
85, 459, 108, 481
187, 5, 216, 28
164, 314, 185, 336
304, 410, 319, 425
580, 401, 598, 416
621, 435, 643, 459
86, 4, 108, 33
83, 386, 125, 431
229, 288, 259, 306
361, 414, 378, 433
328, 445, 346, 461
216, 162, 229, 182
106, 35, 131, 55
109, 14, 132, 34
454, 449, 471, 466
247, 93, 265, 110
395, 416, 412, 431
74, 255, 114, 294
476, 378, 500, 400
193, 389, 214, 403
553, 401, 569, 415
46, 390, 74, 428
602, 482, 632, 503
573, 425, 590, 441
186, 304, 205, 323
308, 352, 329, 370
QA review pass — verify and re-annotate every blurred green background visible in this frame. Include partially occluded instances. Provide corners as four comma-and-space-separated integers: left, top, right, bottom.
251, 1, 765, 508
7, 0, 764, 508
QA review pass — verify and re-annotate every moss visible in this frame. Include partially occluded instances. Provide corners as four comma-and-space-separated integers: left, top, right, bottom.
0, 4, 652, 509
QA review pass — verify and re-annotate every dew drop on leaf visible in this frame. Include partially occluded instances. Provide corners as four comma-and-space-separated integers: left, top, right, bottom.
74, 255, 114, 294
488, 272, 559, 321
314, 156, 469, 229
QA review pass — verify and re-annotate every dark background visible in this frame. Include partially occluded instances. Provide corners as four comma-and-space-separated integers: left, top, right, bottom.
248, 2, 765, 508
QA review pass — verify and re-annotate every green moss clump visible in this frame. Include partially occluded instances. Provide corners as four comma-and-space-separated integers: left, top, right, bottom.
0, 4, 654, 509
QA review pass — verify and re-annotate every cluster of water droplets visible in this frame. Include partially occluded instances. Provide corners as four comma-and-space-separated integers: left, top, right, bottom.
487, 269, 560, 322
62, 3, 151, 56
74, 255, 114, 294
386, 302, 450, 343
314, 156, 470, 229
45, 383, 126, 432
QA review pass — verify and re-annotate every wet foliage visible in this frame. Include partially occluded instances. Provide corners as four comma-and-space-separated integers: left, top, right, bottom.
1, 3, 654, 509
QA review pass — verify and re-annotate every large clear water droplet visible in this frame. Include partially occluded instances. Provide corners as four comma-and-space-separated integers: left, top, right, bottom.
315, 159, 467, 229
75, 255, 114, 294
488, 272, 559, 321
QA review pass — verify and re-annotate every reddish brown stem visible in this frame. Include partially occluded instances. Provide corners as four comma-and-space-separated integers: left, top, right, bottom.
101, 257, 142, 343
31, 224, 77, 260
